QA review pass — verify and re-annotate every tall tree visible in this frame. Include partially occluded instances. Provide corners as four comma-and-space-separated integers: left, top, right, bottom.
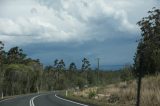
54, 59, 59, 69
81, 58, 91, 86
7, 47, 26, 64
53, 59, 66, 89
81, 58, 91, 72
57, 59, 65, 71
69, 62, 77, 71
0, 41, 4, 98
0, 41, 4, 65
134, 7, 160, 76
68, 62, 77, 85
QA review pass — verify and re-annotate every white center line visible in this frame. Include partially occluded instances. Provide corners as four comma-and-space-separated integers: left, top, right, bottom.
29, 95, 43, 106
0, 93, 36, 103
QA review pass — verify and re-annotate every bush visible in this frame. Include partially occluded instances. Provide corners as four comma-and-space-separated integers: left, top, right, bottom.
76, 77, 86, 89
120, 65, 133, 81
108, 94, 119, 103
88, 91, 96, 99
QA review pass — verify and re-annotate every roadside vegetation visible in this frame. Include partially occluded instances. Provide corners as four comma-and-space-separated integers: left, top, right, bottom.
64, 74, 160, 106
0, 41, 122, 98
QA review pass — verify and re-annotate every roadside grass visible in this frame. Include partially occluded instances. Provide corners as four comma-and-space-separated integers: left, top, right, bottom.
62, 74, 160, 106
59, 90, 117, 106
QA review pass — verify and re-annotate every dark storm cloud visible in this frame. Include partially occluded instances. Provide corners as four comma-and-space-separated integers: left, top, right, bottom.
0, 0, 159, 69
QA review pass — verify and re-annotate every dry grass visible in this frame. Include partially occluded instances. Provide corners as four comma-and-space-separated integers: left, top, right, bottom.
140, 75, 160, 106
72, 74, 160, 106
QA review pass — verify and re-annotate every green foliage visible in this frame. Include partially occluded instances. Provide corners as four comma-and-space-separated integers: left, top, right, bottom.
87, 71, 96, 85
134, 8, 160, 76
76, 77, 86, 89
0, 41, 4, 65
0, 41, 123, 97
0, 41, 4, 95
120, 65, 133, 81
7, 46, 26, 64
88, 90, 96, 99
0, 41, 43, 96
81, 58, 91, 72
69, 62, 77, 71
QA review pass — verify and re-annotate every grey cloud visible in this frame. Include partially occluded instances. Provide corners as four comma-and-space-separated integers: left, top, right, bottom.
0, 0, 158, 46
0, 0, 159, 69
36, 0, 62, 10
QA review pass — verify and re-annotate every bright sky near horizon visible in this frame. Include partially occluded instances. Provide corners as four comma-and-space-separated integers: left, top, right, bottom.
0, 0, 159, 69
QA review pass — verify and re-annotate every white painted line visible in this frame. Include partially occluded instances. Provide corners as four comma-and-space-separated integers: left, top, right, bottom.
0, 93, 38, 103
30, 95, 42, 106
0, 97, 16, 103
55, 94, 88, 106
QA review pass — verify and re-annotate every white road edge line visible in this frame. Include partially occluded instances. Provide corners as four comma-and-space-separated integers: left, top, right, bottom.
55, 94, 88, 106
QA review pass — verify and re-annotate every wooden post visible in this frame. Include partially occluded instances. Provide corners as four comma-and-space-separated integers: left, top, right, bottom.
37, 86, 39, 94
2, 92, 3, 99
66, 90, 68, 97
136, 53, 144, 106
136, 72, 142, 106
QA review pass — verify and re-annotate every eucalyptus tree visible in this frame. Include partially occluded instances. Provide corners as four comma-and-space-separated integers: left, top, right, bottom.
81, 58, 91, 72
54, 59, 58, 69
69, 62, 77, 71
56, 59, 66, 89
28, 59, 43, 93
81, 58, 91, 85
134, 7, 160, 106
67, 62, 77, 85
57, 59, 65, 71
134, 7, 160, 76
0, 41, 4, 66
7, 46, 26, 64
0, 41, 4, 98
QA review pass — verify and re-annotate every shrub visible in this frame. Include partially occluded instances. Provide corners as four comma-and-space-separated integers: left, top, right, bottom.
88, 91, 96, 99
108, 94, 119, 103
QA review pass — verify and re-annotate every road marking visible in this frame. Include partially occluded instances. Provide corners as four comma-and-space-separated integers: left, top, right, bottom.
0, 93, 38, 103
55, 94, 88, 106
0, 94, 31, 103
30, 95, 42, 106
0, 97, 16, 103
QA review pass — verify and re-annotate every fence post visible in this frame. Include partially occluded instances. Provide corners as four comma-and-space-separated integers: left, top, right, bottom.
2, 92, 3, 99
66, 90, 68, 97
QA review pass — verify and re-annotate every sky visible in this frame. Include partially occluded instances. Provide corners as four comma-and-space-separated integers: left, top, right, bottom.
0, 0, 159, 69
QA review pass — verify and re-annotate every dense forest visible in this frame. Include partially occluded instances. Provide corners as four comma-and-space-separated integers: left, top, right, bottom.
0, 42, 126, 97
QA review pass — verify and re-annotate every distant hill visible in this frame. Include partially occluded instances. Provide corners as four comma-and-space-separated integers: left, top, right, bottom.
99, 65, 124, 70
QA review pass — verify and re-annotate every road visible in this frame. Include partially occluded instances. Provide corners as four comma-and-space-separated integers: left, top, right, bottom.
0, 92, 88, 106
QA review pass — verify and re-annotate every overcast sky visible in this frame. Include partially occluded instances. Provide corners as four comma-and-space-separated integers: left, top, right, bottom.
0, 0, 159, 69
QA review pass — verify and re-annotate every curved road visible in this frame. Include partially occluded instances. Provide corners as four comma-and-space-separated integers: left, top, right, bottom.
0, 92, 88, 106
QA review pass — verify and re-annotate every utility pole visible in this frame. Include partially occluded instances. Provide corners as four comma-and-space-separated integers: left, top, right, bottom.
97, 58, 100, 85
97, 58, 100, 70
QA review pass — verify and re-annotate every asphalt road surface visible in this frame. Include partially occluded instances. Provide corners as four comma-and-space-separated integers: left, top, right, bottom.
0, 92, 88, 106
